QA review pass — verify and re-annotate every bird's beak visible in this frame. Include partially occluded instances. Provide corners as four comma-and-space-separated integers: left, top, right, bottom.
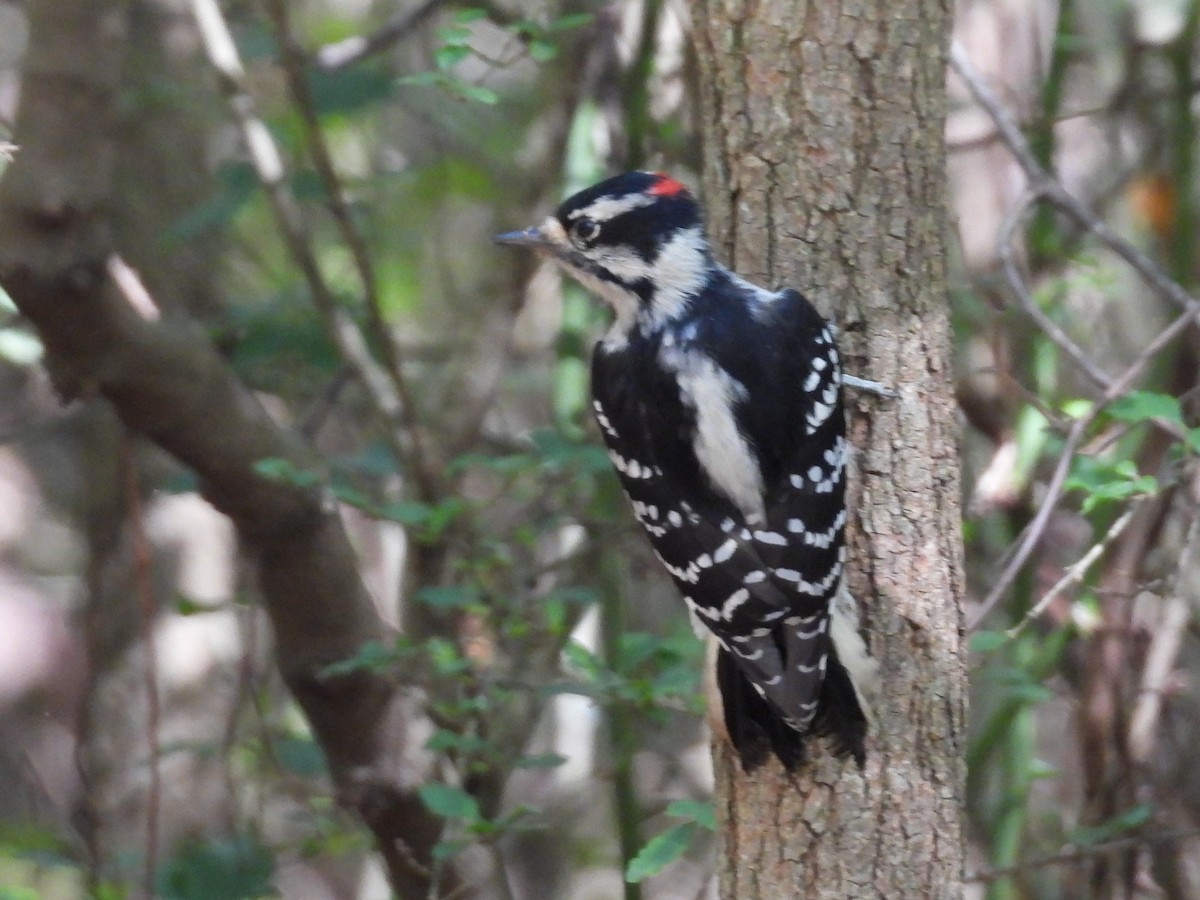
494, 226, 554, 250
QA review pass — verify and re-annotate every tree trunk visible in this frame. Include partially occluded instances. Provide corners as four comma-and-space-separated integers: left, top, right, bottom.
694, 1, 966, 896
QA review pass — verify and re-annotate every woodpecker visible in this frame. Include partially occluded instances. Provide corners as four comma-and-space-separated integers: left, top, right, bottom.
496, 171, 877, 770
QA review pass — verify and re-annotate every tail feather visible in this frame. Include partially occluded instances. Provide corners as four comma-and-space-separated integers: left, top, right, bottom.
715, 645, 867, 772
811, 653, 868, 767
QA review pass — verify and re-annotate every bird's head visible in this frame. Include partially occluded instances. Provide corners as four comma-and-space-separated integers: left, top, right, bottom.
496, 172, 714, 336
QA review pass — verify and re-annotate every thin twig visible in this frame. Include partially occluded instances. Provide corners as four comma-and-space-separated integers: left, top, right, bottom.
972, 301, 1200, 628
948, 77, 1200, 153
266, 0, 438, 500
121, 436, 161, 897
300, 367, 354, 439
953, 41, 1200, 624
964, 825, 1200, 883
1005, 501, 1141, 639
996, 190, 1113, 392
1128, 504, 1200, 762
951, 42, 1198, 314
314, 0, 445, 71
189, 0, 433, 498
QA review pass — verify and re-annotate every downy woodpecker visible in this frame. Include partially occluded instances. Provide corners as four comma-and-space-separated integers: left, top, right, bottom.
496, 172, 876, 770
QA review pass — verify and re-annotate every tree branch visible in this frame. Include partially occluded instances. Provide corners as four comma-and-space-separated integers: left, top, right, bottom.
965, 825, 1200, 884
190, 0, 439, 501
952, 42, 1200, 624
0, 1, 448, 894
314, 0, 445, 71
264, 0, 440, 499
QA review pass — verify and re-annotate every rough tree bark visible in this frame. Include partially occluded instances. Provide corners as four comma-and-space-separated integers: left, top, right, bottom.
694, 1, 965, 896
0, 2, 450, 895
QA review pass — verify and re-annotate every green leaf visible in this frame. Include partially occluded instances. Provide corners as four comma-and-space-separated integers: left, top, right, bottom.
528, 39, 558, 62
418, 783, 480, 821
426, 638, 471, 675
563, 640, 604, 679
514, 752, 568, 769
436, 25, 473, 44
454, 8, 488, 23
157, 835, 274, 900
431, 838, 470, 860
425, 729, 489, 756
552, 13, 595, 32
1068, 804, 1152, 846
424, 497, 469, 536
1028, 758, 1060, 781
397, 71, 443, 88
377, 501, 433, 526
529, 427, 610, 472
1108, 391, 1183, 425
167, 161, 259, 243
435, 44, 472, 70
0, 823, 73, 859
319, 640, 400, 678
331, 482, 373, 510
1061, 398, 1094, 419
253, 457, 322, 489
616, 632, 661, 671
969, 630, 1008, 654
416, 585, 479, 610
306, 67, 393, 116
275, 737, 327, 778
445, 79, 499, 105
398, 71, 498, 105
174, 596, 220, 617
1002, 682, 1055, 705
665, 800, 716, 830
625, 822, 697, 883
1066, 456, 1159, 513
545, 12, 595, 32
510, 18, 541, 38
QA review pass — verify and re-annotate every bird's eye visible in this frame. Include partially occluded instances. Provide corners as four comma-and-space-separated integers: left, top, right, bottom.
571, 217, 600, 244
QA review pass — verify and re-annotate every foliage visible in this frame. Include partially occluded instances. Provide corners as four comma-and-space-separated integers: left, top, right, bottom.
8, 0, 1200, 896
625, 800, 715, 884
956, 2, 1200, 893
156, 836, 275, 900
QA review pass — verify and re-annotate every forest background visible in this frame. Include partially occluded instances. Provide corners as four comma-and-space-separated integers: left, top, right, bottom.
0, 0, 1198, 898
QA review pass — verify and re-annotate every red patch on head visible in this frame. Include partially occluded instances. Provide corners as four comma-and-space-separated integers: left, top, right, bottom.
648, 173, 688, 197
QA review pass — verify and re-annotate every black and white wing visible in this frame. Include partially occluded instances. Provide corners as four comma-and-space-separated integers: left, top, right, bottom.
590, 307, 868, 768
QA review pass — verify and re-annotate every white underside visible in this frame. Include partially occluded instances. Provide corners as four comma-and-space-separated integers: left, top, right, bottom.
828, 583, 879, 724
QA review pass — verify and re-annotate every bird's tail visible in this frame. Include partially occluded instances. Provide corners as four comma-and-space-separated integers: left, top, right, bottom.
714, 643, 868, 772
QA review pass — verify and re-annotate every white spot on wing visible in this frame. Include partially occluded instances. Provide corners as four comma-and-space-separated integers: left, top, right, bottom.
592, 400, 619, 437
803, 509, 847, 549
721, 588, 750, 620
753, 530, 787, 546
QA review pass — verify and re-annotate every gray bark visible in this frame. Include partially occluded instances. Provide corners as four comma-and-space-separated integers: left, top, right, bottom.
693, 1, 966, 896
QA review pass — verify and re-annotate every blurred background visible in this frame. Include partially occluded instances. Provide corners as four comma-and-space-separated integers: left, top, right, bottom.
0, 0, 1199, 897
